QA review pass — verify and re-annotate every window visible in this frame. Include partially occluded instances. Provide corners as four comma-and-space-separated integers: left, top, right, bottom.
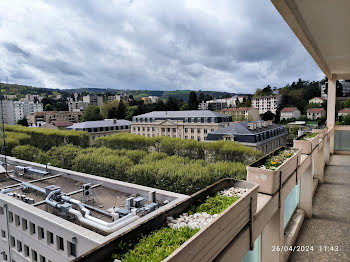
191, 136, 194, 139
185, 128, 188, 133
161, 128, 165, 132
172, 128, 176, 133
47, 231, 54, 245
2, 252, 7, 261
15, 215, 20, 227
152, 127, 155, 131
30, 222, 36, 235
197, 128, 201, 133
24, 245, 30, 257
17, 240, 22, 252
211, 129, 214, 132
57, 236, 64, 251
142, 127, 145, 131
133, 127, 136, 131
99, 127, 103, 132
8, 212, 13, 223
32, 249, 38, 262
208, 118, 211, 123
185, 136, 188, 139
204, 129, 207, 134
1, 230, 5, 239
147, 127, 150, 131
10, 236, 15, 248
40, 255, 46, 262
38, 227, 45, 240
167, 128, 170, 132
197, 137, 201, 141
191, 128, 194, 133
194, 118, 198, 123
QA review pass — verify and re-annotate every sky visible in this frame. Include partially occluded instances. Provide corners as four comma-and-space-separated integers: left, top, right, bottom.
0, 0, 324, 93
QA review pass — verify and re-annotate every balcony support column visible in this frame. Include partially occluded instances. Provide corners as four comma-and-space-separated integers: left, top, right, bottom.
261, 203, 284, 262
299, 164, 312, 218
327, 79, 336, 153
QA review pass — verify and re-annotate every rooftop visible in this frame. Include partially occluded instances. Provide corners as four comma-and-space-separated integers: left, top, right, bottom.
52, 121, 73, 127
207, 120, 282, 136
133, 110, 228, 119
307, 108, 325, 113
281, 107, 298, 112
67, 119, 131, 129
338, 108, 350, 113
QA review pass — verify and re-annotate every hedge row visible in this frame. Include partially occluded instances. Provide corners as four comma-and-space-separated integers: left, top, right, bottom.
4, 132, 31, 155
11, 145, 246, 195
4, 125, 89, 150
95, 133, 262, 164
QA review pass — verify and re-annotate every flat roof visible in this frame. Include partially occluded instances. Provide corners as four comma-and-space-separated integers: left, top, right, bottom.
67, 119, 131, 129
133, 110, 228, 119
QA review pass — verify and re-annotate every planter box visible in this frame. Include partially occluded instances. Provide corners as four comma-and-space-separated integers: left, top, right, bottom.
293, 133, 319, 154
312, 128, 327, 139
77, 179, 259, 262
246, 147, 301, 195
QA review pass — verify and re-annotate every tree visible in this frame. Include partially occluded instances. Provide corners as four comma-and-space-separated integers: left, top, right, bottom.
180, 104, 188, 111
116, 101, 126, 119
101, 101, 118, 119
188, 91, 199, 110
17, 118, 28, 126
343, 114, 350, 125
165, 97, 179, 111
344, 99, 350, 108
44, 104, 53, 111
82, 106, 102, 121
261, 111, 275, 121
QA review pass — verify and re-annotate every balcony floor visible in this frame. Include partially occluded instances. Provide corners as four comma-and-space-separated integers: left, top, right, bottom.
289, 155, 350, 262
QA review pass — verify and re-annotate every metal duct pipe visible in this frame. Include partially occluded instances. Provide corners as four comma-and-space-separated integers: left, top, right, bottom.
68, 209, 139, 234
20, 182, 46, 194
45, 189, 62, 208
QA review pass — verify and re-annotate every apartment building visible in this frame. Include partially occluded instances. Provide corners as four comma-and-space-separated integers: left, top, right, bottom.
82, 94, 103, 107
0, 156, 185, 262
252, 95, 281, 114
14, 101, 43, 122
27, 111, 82, 126
131, 110, 231, 141
67, 101, 89, 112
306, 108, 326, 120
308, 97, 325, 105
141, 96, 158, 104
0, 100, 15, 125
109, 92, 129, 103
198, 96, 240, 111
66, 119, 131, 140
280, 107, 301, 120
206, 120, 287, 155
221, 107, 260, 121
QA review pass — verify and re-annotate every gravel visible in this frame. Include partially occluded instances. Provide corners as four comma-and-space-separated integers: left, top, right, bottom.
166, 186, 248, 230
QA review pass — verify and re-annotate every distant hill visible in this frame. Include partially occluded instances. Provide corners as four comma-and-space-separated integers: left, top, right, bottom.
0, 82, 249, 102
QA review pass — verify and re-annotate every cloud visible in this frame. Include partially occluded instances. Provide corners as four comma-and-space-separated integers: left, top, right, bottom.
0, 0, 323, 93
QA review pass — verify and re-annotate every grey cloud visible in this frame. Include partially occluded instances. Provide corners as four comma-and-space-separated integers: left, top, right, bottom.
0, 0, 322, 92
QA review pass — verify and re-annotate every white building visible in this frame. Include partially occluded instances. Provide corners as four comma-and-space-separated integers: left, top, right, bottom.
0, 100, 15, 125
23, 94, 43, 102
0, 156, 185, 262
109, 92, 129, 103
320, 82, 328, 99
252, 95, 281, 114
83, 94, 103, 107
141, 96, 158, 104
280, 107, 301, 120
14, 101, 43, 123
339, 80, 350, 96
306, 108, 326, 120
198, 96, 240, 111
308, 97, 325, 105
68, 101, 89, 112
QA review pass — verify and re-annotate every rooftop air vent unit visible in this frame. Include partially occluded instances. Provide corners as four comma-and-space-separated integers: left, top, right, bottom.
82, 183, 92, 197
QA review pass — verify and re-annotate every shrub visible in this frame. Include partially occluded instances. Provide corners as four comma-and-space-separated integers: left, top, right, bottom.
42, 145, 83, 169
72, 153, 133, 180
94, 133, 154, 151
4, 125, 89, 150
3, 132, 31, 155
12, 145, 42, 162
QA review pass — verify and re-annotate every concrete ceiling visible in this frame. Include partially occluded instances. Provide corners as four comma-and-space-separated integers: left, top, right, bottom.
271, 0, 350, 80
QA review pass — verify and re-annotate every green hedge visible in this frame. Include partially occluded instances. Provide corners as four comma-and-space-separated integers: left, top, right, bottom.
3, 132, 31, 155
95, 133, 262, 163
4, 125, 89, 150
13, 144, 246, 195
12, 145, 43, 162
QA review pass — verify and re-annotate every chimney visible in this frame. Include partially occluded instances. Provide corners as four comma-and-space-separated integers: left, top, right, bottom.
268, 120, 272, 126
256, 122, 262, 128
247, 123, 256, 130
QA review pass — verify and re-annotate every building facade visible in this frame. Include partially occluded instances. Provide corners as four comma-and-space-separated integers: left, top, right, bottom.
27, 111, 82, 126
66, 119, 131, 141
82, 95, 103, 107
131, 110, 231, 141
14, 101, 43, 122
308, 97, 325, 105
141, 96, 158, 104
0, 100, 15, 125
68, 101, 89, 112
338, 108, 350, 119
280, 107, 301, 120
206, 120, 287, 155
198, 97, 240, 111
252, 95, 281, 114
109, 92, 129, 103
221, 107, 260, 121
306, 108, 326, 120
